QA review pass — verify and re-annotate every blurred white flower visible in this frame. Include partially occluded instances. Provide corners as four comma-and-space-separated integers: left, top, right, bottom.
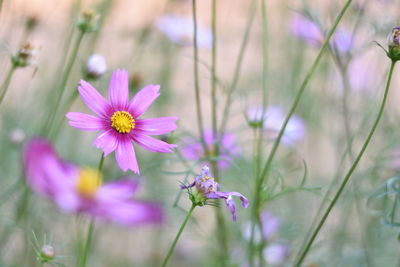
264, 105, 306, 146
86, 54, 107, 79
263, 243, 289, 265
10, 128, 25, 145
156, 15, 212, 48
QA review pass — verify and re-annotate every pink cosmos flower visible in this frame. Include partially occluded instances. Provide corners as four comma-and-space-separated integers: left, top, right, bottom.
181, 130, 239, 169
66, 69, 177, 174
181, 166, 249, 221
23, 138, 164, 226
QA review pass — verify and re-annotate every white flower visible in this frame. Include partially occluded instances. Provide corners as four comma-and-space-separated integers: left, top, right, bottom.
156, 15, 212, 48
86, 54, 107, 78
263, 243, 289, 265
10, 128, 25, 145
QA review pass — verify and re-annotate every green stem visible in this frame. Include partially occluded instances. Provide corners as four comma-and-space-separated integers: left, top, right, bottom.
0, 65, 16, 106
161, 204, 196, 267
294, 60, 396, 266
211, 0, 218, 148
79, 220, 95, 267
191, 0, 208, 155
79, 153, 104, 267
45, 30, 85, 136
219, 0, 256, 139
252, 0, 353, 243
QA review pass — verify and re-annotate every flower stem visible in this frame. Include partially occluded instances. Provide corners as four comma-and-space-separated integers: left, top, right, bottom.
44, 30, 85, 136
79, 220, 95, 267
211, 0, 218, 145
0, 65, 16, 106
219, 0, 256, 138
294, 60, 397, 266
161, 203, 196, 267
79, 153, 104, 267
252, 0, 353, 248
191, 0, 208, 155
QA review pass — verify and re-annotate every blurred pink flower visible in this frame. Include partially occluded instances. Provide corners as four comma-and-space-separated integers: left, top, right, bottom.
23, 138, 164, 226
264, 106, 306, 146
181, 166, 249, 221
290, 13, 353, 54
181, 130, 239, 169
66, 69, 177, 174
156, 15, 213, 48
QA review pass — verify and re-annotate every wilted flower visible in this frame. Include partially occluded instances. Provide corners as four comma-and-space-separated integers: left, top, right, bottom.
85, 54, 107, 79
11, 43, 37, 68
23, 138, 164, 225
181, 166, 249, 221
66, 69, 177, 173
387, 26, 400, 61
264, 105, 305, 145
263, 243, 289, 265
181, 130, 239, 169
9, 128, 25, 145
156, 15, 212, 48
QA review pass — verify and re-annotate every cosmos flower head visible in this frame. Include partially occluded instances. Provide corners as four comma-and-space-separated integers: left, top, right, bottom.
156, 15, 213, 48
181, 130, 239, 169
66, 69, 177, 174
263, 105, 305, 146
23, 138, 164, 226
181, 166, 249, 221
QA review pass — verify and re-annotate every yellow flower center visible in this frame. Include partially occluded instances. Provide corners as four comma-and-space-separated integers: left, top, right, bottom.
76, 168, 102, 198
111, 111, 135, 133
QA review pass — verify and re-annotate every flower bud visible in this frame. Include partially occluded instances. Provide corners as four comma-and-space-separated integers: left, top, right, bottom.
40, 245, 55, 260
9, 128, 25, 145
25, 15, 39, 32
77, 9, 99, 33
85, 54, 107, 79
245, 105, 267, 128
387, 26, 400, 61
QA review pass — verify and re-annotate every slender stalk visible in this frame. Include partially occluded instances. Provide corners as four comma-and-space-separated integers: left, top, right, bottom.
79, 153, 104, 267
252, 0, 353, 239
294, 60, 396, 266
191, 0, 208, 155
211, 0, 218, 144
161, 203, 196, 267
248, 0, 269, 265
79, 220, 95, 267
0, 65, 16, 105
219, 0, 256, 138
44, 30, 85, 136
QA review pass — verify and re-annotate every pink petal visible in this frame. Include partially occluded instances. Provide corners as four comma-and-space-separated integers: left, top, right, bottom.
135, 117, 178, 135
115, 138, 139, 173
108, 69, 129, 110
78, 80, 112, 118
128, 85, 160, 118
92, 130, 118, 156
66, 112, 105, 131
100, 200, 164, 226
97, 178, 140, 201
131, 132, 176, 153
